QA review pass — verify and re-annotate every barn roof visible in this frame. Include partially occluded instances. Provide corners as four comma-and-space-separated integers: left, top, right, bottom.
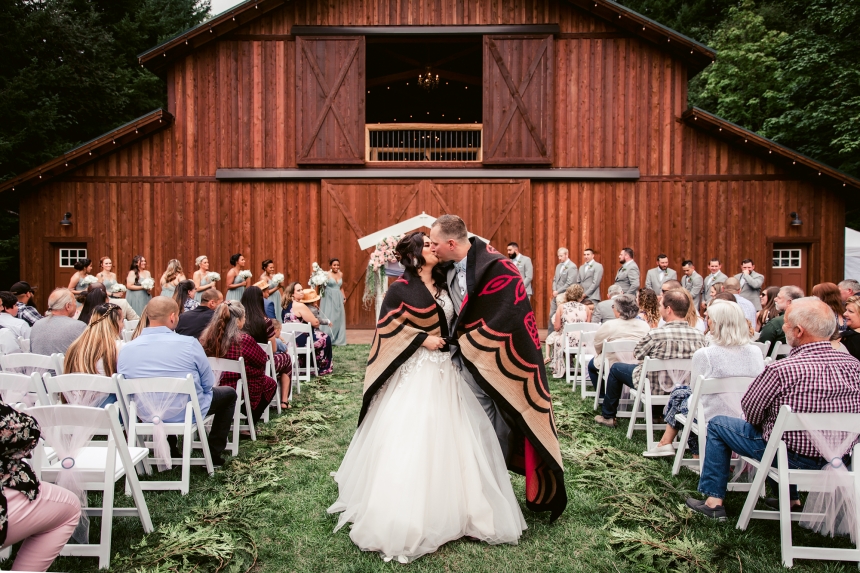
137, 0, 715, 74
0, 109, 173, 194
682, 107, 860, 192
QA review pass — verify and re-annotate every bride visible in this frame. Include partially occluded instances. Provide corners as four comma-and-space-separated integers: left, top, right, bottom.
328, 232, 526, 563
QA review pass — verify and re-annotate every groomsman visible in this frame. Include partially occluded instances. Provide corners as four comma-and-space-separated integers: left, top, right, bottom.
681, 260, 704, 311
506, 242, 533, 301
703, 258, 728, 303
613, 248, 640, 295
548, 248, 580, 333
734, 258, 765, 310
580, 248, 604, 302
644, 254, 677, 292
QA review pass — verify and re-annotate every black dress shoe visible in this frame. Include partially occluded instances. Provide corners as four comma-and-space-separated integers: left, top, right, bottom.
686, 498, 727, 521
764, 498, 803, 512
210, 455, 226, 468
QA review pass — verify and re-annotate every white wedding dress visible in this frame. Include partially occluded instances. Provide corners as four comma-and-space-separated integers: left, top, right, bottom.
328, 290, 527, 563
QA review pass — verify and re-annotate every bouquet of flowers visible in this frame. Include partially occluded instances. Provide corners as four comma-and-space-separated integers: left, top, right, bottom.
206, 272, 221, 283
109, 283, 127, 294
140, 278, 155, 291
363, 235, 401, 309
80, 275, 98, 286
309, 263, 328, 296
270, 273, 285, 286
237, 270, 252, 281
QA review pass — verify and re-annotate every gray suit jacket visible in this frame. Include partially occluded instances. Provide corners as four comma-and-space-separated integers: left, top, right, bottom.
614, 261, 641, 295
735, 271, 765, 310
591, 298, 617, 324
552, 261, 579, 294
580, 261, 604, 301
513, 254, 534, 295
682, 271, 704, 310
644, 267, 678, 292
703, 271, 728, 302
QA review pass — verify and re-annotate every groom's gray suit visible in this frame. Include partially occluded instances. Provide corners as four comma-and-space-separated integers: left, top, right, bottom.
446, 262, 512, 462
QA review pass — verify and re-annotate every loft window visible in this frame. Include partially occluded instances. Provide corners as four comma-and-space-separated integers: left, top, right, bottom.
365, 37, 482, 162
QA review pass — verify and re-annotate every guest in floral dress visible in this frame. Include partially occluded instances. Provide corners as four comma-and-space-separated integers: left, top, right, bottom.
0, 403, 82, 571
200, 300, 277, 424
549, 284, 591, 378
283, 283, 333, 376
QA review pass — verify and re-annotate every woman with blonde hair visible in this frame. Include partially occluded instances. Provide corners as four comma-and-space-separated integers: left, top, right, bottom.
642, 300, 765, 457
840, 296, 860, 360
548, 284, 591, 378
192, 255, 218, 303
160, 259, 186, 299
63, 303, 125, 408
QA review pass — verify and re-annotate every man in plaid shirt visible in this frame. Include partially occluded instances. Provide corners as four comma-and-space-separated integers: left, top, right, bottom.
10, 282, 42, 326
595, 290, 705, 427
687, 297, 860, 521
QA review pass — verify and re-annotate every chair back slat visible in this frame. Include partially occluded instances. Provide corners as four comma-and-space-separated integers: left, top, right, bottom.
207, 357, 244, 375
26, 404, 113, 432
116, 375, 197, 396
43, 373, 117, 395
0, 353, 62, 374
752, 340, 771, 358
603, 339, 639, 353
775, 407, 860, 434
563, 322, 599, 334
642, 357, 692, 373
280, 323, 313, 335
695, 375, 756, 396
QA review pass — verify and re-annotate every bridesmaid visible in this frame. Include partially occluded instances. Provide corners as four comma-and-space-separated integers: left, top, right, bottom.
159, 259, 185, 299
96, 257, 117, 291
260, 259, 282, 318
225, 253, 249, 302
192, 255, 218, 303
67, 258, 92, 296
126, 255, 153, 316
319, 257, 346, 346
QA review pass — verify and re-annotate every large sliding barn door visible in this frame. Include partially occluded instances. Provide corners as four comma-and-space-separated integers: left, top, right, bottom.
483, 35, 553, 164
320, 179, 533, 328
296, 37, 365, 164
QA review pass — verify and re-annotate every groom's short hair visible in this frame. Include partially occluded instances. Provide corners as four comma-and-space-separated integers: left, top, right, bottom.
432, 215, 468, 242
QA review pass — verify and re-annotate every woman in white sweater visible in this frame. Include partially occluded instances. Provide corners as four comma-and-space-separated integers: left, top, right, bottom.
642, 300, 765, 457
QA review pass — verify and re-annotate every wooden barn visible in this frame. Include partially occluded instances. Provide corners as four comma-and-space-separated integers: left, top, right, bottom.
3, 0, 858, 328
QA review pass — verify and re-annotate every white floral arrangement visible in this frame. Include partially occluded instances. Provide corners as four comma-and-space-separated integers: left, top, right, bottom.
270, 273, 284, 286
109, 283, 127, 294
80, 275, 98, 286
237, 270, 252, 281
140, 278, 155, 291
363, 235, 402, 309
309, 262, 328, 296
206, 272, 221, 283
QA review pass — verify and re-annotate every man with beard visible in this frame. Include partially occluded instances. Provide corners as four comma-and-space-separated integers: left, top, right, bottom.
758, 286, 805, 348
506, 242, 533, 303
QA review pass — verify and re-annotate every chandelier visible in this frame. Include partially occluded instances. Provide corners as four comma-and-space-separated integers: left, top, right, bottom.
417, 66, 440, 91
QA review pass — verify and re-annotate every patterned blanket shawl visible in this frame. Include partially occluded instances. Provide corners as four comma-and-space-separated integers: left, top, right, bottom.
453, 238, 566, 521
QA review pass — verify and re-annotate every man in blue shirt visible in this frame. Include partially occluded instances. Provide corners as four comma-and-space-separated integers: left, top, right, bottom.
118, 297, 236, 466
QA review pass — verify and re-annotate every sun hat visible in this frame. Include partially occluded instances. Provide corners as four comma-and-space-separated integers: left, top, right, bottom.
301, 288, 321, 303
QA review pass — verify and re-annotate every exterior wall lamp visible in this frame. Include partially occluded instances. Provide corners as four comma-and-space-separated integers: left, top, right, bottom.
790, 211, 802, 226
60, 212, 72, 226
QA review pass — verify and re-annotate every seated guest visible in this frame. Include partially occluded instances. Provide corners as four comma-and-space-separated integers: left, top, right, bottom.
642, 300, 765, 457
0, 291, 31, 339
595, 290, 706, 428
592, 284, 624, 324
547, 284, 591, 378
176, 289, 223, 338
10, 282, 42, 326
173, 279, 199, 314
637, 288, 660, 328
240, 286, 292, 404
63, 303, 124, 407
544, 293, 567, 361
722, 278, 757, 326
0, 403, 81, 572
756, 286, 781, 332
758, 285, 804, 347
30, 288, 86, 355
840, 296, 860, 361
77, 286, 108, 324
658, 287, 706, 333
107, 284, 139, 321
264, 292, 277, 320
813, 281, 846, 335
284, 283, 333, 375
586, 294, 650, 388
117, 297, 236, 466
686, 297, 860, 519
200, 301, 278, 423
839, 279, 860, 303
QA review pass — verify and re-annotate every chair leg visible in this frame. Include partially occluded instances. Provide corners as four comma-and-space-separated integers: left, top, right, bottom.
777, 445, 794, 567
644, 395, 655, 450
98, 480, 116, 569
627, 387, 643, 440
672, 415, 694, 476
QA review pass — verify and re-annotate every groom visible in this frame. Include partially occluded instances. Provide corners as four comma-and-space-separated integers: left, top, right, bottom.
429, 214, 567, 521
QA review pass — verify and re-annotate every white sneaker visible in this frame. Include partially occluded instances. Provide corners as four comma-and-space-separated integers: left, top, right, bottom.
642, 443, 675, 457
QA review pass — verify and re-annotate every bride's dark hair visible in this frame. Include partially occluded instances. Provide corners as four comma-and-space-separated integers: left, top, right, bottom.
395, 232, 447, 298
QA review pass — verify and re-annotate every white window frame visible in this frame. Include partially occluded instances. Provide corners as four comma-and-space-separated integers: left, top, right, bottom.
59, 248, 88, 268
772, 248, 801, 269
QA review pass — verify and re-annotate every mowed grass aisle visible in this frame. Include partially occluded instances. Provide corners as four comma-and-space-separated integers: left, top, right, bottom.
48, 345, 857, 572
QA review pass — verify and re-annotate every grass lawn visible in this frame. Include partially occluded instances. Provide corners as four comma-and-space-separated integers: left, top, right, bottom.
35, 345, 858, 572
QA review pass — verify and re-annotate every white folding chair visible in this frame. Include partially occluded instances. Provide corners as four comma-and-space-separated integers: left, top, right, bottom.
0, 352, 64, 376
736, 406, 860, 567
671, 375, 756, 477
576, 331, 598, 399
258, 343, 282, 422
123, 319, 139, 332
560, 323, 599, 393
0, 372, 49, 408
208, 356, 255, 455
592, 339, 639, 416
115, 374, 215, 494
26, 404, 153, 570
42, 373, 128, 428
770, 341, 791, 360
752, 340, 772, 359
16, 337, 29, 353
626, 357, 693, 450
281, 323, 317, 384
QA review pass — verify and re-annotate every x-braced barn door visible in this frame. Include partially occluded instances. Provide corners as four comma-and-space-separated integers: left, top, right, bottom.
483, 35, 553, 164
296, 36, 365, 164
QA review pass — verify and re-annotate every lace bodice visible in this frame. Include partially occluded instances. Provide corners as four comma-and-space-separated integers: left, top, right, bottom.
437, 290, 455, 325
